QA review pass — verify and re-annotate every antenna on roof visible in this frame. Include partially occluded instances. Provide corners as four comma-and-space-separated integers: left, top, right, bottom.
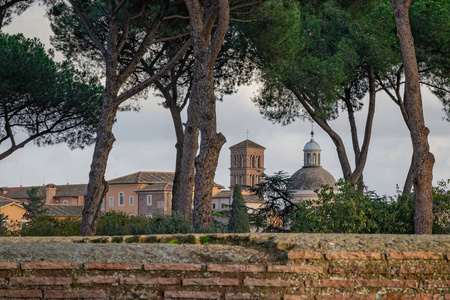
246, 129, 250, 140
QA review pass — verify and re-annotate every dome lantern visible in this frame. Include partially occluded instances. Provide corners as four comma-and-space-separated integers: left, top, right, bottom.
303, 130, 321, 167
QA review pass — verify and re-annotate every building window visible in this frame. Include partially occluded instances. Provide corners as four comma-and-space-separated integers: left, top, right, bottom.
235, 155, 239, 168
119, 192, 125, 206
147, 195, 152, 206
240, 155, 244, 167
63, 200, 68, 205
318, 154, 321, 165
307, 153, 311, 165
221, 203, 226, 209
313, 153, 317, 164
109, 197, 114, 207
101, 199, 105, 210
129, 196, 134, 206
212, 203, 216, 209
257, 156, 261, 168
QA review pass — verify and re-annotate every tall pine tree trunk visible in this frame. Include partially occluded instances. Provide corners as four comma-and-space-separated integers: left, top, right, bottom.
80, 92, 118, 236
390, 0, 435, 234
192, 58, 226, 228
176, 95, 199, 218
184, 0, 229, 229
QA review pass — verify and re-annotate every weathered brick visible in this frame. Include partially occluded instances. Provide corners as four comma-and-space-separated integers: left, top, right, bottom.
207, 264, 265, 272
44, 289, 106, 299
164, 291, 221, 299
0, 289, 42, 298
329, 266, 389, 274
0, 262, 18, 269
381, 294, 441, 300
183, 278, 240, 286
144, 262, 202, 271
84, 262, 142, 270
77, 276, 118, 284
325, 252, 381, 260
356, 279, 417, 288
225, 293, 252, 300
287, 251, 322, 259
244, 278, 299, 287
0, 278, 4, 285
9, 277, 72, 285
386, 252, 443, 260
316, 295, 377, 300
21, 262, 80, 270
424, 280, 450, 288
445, 295, 450, 300
393, 267, 441, 274
268, 265, 322, 273
120, 277, 177, 285
305, 280, 353, 288
284, 295, 311, 300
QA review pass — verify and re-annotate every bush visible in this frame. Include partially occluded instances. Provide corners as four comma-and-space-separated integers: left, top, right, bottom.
95, 211, 226, 236
289, 180, 415, 234
21, 216, 81, 236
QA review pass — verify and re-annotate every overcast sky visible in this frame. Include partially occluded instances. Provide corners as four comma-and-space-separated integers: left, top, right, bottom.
1, 4, 449, 196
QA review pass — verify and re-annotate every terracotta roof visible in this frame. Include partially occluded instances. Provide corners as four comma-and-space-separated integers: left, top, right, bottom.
4, 186, 46, 200
229, 139, 265, 149
108, 172, 175, 185
109, 171, 225, 188
212, 190, 264, 203
54, 185, 87, 197
135, 183, 173, 192
0, 196, 23, 208
4, 184, 87, 200
45, 205, 83, 217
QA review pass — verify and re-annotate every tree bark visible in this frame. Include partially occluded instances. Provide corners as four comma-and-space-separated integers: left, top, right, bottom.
184, 0, 229, 229
176, 92, 199, 218
390, 0, 435, 234
402, 154, 414, 198
80, 94, 118, 236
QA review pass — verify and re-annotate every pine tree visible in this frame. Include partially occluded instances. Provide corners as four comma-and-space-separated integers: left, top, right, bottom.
23, 187, 48, 222
228, 184, 250, 233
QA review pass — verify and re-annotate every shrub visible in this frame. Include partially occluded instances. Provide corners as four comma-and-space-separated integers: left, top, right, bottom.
21, 216, 81, 236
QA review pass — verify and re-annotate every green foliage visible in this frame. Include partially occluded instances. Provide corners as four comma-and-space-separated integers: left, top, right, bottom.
0, 213, 8, 236
0, 33, 103, 158
22, 187, 48, 222
95, 211, 226, 236
249, 172, 296, 232
432, 180, 450, 234
21, 216, 81, 236
290, 180, 415, 234
228, 185, 250, 233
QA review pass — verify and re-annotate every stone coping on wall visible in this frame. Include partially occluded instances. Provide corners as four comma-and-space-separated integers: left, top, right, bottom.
0, 234, 448, 263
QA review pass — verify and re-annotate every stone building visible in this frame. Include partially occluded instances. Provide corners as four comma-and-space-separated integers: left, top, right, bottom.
229, 139, 265, 191
289, 132, 336, 201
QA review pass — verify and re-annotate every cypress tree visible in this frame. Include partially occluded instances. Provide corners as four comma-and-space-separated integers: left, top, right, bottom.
228, 184, 250, 233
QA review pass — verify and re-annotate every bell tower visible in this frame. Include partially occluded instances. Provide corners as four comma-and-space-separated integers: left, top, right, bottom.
229, 139, 265, 192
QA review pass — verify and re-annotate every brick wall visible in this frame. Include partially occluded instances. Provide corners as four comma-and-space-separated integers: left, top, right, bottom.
0, 234, 448, 299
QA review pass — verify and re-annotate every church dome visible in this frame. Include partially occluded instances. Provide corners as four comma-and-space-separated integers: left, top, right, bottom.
290, 166, 336, 191
303, 138, 321, 151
